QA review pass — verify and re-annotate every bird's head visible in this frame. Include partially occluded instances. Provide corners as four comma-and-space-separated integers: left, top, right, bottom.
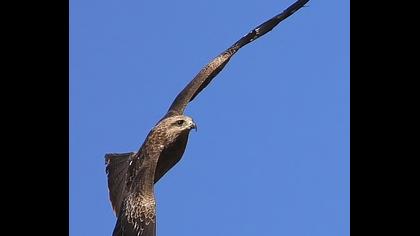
153, 115, 197, 145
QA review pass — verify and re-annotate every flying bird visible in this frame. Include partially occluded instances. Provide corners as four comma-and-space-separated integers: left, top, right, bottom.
105, 0, 309, 235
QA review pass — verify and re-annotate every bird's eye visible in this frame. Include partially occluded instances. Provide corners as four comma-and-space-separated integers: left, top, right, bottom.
176, 120, 184, 126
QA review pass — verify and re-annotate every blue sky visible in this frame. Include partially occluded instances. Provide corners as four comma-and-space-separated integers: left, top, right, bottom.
70, 0, 349, 235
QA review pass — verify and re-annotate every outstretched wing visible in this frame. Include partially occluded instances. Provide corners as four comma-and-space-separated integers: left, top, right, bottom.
165, 0, 309, 117
105, 152, 135, 216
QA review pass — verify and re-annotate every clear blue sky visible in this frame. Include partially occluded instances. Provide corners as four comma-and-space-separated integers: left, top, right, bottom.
70, 0, 349, 235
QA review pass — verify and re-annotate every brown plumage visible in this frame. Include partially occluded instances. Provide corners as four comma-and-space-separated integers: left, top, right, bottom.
105, 1, 309, 235
107, 116, 196, 236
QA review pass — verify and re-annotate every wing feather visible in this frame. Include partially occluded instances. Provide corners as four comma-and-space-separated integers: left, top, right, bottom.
165, 0, 310, 117
105, 152, 135, 216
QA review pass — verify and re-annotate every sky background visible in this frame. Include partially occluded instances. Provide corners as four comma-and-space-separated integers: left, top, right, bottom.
70, 0, 349, 235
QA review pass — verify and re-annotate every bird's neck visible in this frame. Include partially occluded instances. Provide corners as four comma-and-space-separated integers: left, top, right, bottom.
134, 154, 160, 195
132, 132, 166, 195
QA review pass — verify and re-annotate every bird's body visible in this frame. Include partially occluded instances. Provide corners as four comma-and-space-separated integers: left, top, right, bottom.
106, 116, 196, 236
105, 1, 310, 235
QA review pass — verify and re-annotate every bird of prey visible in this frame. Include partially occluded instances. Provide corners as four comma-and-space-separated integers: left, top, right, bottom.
105, 0, 309, 235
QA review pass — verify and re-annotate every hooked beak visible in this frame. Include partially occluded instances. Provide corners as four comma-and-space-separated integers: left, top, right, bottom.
189, 121, 197, 132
